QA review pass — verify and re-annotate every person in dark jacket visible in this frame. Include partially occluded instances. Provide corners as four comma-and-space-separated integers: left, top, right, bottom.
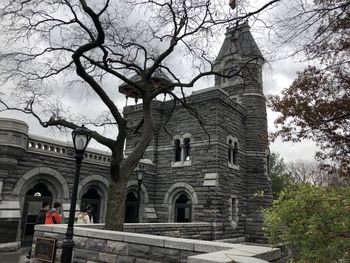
26, 201, 50, 259
36, 201, 50, 224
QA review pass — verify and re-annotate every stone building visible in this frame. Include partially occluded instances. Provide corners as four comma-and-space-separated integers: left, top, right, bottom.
0, 22, 271, 250
123, 22, 271, 242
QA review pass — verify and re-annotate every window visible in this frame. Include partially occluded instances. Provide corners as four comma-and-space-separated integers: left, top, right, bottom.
228, 139, 233, 163
227, 136, 239, 169
228, 139, 238, 164
175, 193, 192, 222
230, 197, 239, 228
174, 139, 181, 162
183, 138, 191, 161
172, 134, 193, 167
233, 141, 238, 165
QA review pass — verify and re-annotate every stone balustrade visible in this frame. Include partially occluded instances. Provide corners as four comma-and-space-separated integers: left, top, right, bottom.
27, 135, 111, 165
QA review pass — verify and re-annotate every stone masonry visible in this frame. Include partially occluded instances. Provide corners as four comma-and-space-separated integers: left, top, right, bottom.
123, 22, 272, 242
0, 22, 272, 248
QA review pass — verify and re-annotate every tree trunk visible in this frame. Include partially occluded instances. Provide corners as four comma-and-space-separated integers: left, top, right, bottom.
104, 169, 129, 230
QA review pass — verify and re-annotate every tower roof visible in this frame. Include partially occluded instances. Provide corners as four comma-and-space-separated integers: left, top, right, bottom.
215, 22, 264, 64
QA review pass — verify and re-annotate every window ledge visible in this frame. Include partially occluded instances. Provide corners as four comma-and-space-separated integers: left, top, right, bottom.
228, 162, 239, 170
171, 160, 192, 168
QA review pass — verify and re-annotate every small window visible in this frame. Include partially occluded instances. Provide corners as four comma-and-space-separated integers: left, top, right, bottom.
228, 139, 233, 163
174, 139, 181, 162
172, 135, 193, 167
232, 198, 238, 219
183, 138, 191, 161
175, 193, 192, 222
228, 139, 238, 164
227, 137, 239, 169
233, 141, 238, 165
230, 197, 239, 228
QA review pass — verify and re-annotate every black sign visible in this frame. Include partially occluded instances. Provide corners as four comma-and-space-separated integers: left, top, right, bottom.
33, 237, 56, 263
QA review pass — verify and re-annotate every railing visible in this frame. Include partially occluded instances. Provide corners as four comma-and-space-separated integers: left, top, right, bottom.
27, 135, 111, 165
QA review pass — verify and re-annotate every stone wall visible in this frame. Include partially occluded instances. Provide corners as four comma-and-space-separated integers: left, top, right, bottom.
31, 225, 281, 263
125, 222, 219, 241
0, 118, 111, 246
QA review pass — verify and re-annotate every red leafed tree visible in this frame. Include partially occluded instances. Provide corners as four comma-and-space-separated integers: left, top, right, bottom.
268, 0, 350, 175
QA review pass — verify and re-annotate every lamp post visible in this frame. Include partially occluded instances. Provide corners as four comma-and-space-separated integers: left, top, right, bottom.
136, 164, 144, 223
61, 125, 91, 263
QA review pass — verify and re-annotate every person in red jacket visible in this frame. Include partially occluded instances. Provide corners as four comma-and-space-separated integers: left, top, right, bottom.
45, 202, 62, 224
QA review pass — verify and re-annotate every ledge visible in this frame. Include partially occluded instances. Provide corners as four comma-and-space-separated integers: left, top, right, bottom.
171, 160, 192, 167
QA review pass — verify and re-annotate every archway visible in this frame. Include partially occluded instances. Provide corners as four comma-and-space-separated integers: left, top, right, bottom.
174, 193, 192, 222
21, 183, 53, 246
78, 175, 109, 223
164, 182, 199, 222
81, 187, 101, 223
125, 191, 138, 223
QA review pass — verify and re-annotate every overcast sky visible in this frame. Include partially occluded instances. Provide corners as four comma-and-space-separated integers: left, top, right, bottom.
0, 0, 319, 163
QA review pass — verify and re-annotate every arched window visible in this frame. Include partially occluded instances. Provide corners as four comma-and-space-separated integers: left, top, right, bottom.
227, 136, 239, 169
125, 192, 138, 223
174, 139, 181, 162
233, 141, 238, 165
183, 137, 191, 161
228, 139, 238, 164
175, 193, 192, 222
228, 139, 233, 163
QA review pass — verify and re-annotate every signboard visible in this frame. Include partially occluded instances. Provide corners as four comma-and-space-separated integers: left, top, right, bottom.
33, 237, 56, 263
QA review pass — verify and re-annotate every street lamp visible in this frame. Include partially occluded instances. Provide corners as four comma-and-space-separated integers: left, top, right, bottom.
136, 163, 144, 223
61, 125, 91, 263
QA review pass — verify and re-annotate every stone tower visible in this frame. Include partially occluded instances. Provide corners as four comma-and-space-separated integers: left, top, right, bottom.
214, 22, 271, 242
123, 22, 272, 243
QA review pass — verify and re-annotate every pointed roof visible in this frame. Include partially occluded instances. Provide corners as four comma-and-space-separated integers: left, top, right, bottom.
215, 22, 264, 64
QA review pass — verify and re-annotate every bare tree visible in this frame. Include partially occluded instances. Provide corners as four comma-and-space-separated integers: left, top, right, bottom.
0, 0, 281, 230
287, 160, 346, 186
267, 0, 350, 175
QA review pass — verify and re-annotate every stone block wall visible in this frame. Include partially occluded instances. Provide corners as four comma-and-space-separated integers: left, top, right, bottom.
31, 225, 281, 263
124, 222, 214, 240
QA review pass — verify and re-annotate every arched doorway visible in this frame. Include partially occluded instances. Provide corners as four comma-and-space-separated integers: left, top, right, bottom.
21, 183, 53, 246
81, 188, 101, 223
125, 191, 138, 223
174, 193, 192, 222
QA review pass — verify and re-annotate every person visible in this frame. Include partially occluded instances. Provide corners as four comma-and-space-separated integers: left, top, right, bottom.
45, 202, 62, 224
86, 204, 95, 223
26, 201, 50, 259
77, 205, 91, 224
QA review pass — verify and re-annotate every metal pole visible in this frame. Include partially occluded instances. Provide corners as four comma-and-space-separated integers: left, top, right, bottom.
61, 153, 83, 263
136, 180, 141, 223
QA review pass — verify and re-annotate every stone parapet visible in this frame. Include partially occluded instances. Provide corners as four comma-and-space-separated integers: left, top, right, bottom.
32, 225, 281, 263
27, 134, 111, 166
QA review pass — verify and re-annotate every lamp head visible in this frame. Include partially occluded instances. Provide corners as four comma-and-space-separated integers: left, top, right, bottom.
137, 164, 145, 181
72, 125, 91, 154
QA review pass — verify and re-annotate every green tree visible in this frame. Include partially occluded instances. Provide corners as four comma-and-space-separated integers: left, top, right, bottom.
269, 152, 291, 199
265, 183, 350, 262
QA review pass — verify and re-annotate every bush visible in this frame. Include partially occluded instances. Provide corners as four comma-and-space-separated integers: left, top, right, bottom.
264, 183, 350, 262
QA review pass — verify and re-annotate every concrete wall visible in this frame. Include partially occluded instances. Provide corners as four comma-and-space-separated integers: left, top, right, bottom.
31, 225, 281, 263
